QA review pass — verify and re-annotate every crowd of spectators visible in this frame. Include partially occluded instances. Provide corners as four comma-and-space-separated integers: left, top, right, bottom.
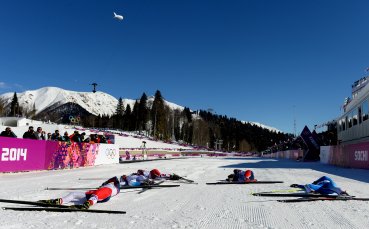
0, 126, 110, 144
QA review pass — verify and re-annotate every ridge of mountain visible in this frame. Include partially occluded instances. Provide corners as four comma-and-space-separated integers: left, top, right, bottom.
0, 87, 280, 132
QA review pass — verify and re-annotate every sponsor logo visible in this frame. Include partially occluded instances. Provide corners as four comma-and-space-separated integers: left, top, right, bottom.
1, 148, 27, 161
105, 148, 116, 159
354, 150, 368, 161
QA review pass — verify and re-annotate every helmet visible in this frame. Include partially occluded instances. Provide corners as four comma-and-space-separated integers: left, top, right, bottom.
150, 169, 161, 178
103, 177, 120, 191
245, 170, 253, 179
137, 169, 144, 175
227, 174, 235, 182
233, 169, 241, 175
120, 175, 127, 183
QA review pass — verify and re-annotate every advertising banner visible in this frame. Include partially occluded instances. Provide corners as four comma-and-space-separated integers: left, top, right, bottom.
328, 142, 369, 169
46, 142, 101, 170
0, 138, 47, 172
1, 137, 119, 172
94, 144, 119, 165
344, 142, 369, 169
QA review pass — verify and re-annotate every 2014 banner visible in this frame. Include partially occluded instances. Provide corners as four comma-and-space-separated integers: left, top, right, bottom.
0, 137, 118, 173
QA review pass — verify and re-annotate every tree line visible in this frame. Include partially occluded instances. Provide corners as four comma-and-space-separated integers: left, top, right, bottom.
1, 90, 292, 152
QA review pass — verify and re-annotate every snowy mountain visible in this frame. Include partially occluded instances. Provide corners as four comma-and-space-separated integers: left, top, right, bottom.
0, 87, 280, 132
0, 87, 184, 117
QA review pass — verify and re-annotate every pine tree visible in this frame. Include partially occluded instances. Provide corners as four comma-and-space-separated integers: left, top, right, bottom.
192, 119, 209, 146
137, 93, 149, 133
9, 92, 21, 117
28, 103, 37, 118
151, 90, 168, 139
123, 104, 132, 130
115, 97, 124, 116
183, 107, 192, 122
131, 101, 139, 131
115, 97, 125, 129
0, 98, 6, 116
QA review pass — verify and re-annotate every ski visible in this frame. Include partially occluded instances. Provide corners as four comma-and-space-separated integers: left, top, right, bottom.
252, 192, 342, 197
2, 207, 126, 214
126, 184, 180, 189
179, 177, 195, 183
45, 184, 180, 190
45, 187, 96, 190
260, 188, 303, 194
78, 178, 105, 180
120, 157, 187, 164
0, 198, 70, 208
278, 197, 369, 203
173, 180, 198, 185
137, 181, 165, 194
206, 181, 284, 185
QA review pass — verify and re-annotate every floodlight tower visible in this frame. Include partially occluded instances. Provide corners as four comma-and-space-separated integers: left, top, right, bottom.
91, 83, 98, 93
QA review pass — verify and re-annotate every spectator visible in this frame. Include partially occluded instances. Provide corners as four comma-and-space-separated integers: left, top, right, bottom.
51, 130, 62, 141
90, 134, 100, 143
62, 131, 70, 143
0, 127, 17, 138
35, 127, 46, 140
100, 135, 107, 143
96, 134, 101, 143
81, 132, 86, 142
47, 132, 52, 140
23, 126, 38, 139
83, 134, 91, 143
71, 130, 82, 142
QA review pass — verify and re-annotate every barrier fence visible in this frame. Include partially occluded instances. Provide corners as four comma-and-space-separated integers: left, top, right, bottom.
262, 150, 303, 160
324, 143, 369, 169
0, 137, 119, 173
263, 143, 369, 170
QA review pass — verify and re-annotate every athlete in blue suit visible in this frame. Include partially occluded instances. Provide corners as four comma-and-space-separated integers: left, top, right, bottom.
291, 176, 348, 195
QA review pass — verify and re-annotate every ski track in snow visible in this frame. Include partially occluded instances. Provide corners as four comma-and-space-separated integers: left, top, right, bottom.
1, 158, 369, 229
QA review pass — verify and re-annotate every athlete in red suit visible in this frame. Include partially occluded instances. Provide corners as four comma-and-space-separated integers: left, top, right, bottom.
39, 177, 121, 209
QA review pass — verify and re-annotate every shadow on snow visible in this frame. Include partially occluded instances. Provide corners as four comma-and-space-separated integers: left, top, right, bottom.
218, 157, 369, 184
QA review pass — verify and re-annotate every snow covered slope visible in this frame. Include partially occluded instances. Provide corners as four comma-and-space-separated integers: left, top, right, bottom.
0, 87, 185, 117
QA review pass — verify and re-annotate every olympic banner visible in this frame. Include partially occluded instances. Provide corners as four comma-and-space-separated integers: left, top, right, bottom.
0, 137, 47, 172
328, 142, 369, 169
46, 142, 100, 170
94, 143, 119, 165
345, 142, 369, 169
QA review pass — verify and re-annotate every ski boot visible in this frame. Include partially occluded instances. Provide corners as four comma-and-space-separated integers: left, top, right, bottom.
37, 198, 62, 205
74, 200, 91, 210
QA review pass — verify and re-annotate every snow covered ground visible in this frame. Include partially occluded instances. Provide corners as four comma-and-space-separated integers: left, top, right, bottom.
1, 157, 369, 229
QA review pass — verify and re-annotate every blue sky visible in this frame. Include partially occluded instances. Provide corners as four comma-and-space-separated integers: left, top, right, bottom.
1, 0, 369, 134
